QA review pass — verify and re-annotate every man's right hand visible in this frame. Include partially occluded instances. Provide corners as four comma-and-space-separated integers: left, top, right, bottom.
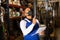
32, 16, 36, 24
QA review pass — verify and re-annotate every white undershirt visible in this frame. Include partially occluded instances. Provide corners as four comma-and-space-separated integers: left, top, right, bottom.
20, 18, 39, 36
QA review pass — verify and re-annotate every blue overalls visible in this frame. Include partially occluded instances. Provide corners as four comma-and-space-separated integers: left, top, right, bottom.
24, 19, 40, 40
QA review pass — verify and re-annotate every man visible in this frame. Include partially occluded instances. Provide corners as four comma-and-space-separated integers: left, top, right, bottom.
20, 8, 44, 40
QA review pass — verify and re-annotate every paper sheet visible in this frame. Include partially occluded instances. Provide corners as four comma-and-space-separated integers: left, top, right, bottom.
31, 27, 46, 36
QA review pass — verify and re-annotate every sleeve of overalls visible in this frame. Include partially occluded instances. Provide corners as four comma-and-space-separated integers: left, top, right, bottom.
20, 20, 35, 36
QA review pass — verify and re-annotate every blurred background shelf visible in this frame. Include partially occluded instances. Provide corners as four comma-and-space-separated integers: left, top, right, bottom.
9, 4, 24, 8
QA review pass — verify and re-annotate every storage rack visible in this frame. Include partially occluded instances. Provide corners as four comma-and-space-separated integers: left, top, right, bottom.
37, 0, 59, 40
1, 0, 24, 40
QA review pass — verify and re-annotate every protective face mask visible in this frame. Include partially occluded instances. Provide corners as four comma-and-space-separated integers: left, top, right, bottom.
28, 10, 34, 18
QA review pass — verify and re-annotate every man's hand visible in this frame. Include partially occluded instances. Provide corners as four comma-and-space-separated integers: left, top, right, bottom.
32, 16, 36, 24
39, 31, 45, 36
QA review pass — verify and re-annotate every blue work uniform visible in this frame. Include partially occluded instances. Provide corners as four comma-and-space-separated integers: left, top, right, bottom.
24, 19, 40, 40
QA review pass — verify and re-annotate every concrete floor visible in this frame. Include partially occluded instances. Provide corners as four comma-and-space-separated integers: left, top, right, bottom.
55, 28, 60, 40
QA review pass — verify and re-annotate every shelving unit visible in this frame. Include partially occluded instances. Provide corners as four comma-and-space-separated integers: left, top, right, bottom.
37, 0, 59, 40
9, 4, 23, 8
1, 0, 24, 40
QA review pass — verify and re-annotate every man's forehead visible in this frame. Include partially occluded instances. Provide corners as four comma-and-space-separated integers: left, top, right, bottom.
25, 8, 30, 11
24, 8, 30, 13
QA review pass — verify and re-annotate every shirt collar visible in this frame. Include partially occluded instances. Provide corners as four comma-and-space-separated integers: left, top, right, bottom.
24, 18, 31, 22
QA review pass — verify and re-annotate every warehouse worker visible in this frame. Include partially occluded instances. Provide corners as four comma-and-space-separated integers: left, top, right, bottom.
20, 8, 44, 40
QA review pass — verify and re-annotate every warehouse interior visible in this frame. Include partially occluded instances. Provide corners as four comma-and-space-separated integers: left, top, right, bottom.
0, 0, 60, 40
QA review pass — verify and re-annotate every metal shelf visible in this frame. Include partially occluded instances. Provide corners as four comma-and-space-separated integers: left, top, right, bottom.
9, 4, 24, 8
